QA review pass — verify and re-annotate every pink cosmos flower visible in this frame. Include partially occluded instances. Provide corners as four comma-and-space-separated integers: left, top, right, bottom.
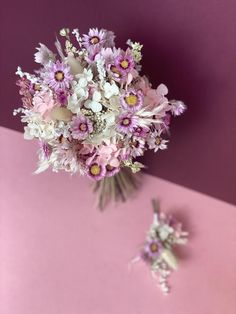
70, 115, 93, 140
114, 49, 135, 75
143, 239, 163, 261
116, 113, 138, 133
82, 28, 115, 50
87, 162, 106, 181
43, 60, 73, 91
120, 89, 143, 112
32, 90, 56, 119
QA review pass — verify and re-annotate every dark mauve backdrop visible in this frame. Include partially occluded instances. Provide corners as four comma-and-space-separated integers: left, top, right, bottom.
1, 0, 236, 204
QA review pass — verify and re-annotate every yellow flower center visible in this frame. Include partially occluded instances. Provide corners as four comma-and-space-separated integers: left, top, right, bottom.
90, 164, 101, 176
125, 94, 138, 106
150, 243, 158, 253
79, 123, 87, 132
122, 118, 130, 126
55, 71, 64, 82
90, 36, 100, 45
155, 137, 161, 145
120, 59, 129, 69
33, 84, 41, 91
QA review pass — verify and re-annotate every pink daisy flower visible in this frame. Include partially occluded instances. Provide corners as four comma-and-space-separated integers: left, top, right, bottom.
87, 163, 106, 180
147, 130, 168, 152
120, 89, 143, 112
70, 115, 93, 140
82, 28, 106, 49
143, 239, 163, 261
114, 49, 135, 75
43, 61, 73, 91
82, 28, 115, 50
116, 113, 138, 133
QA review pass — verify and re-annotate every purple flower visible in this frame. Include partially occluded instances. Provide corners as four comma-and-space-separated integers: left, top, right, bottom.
116, 113, 137, 133
87, 163, 106, 180
70, 115, 93, 140
114, 49, 135, 75
43, 60, 73, 91
82, 28, 115, 50
133, 126, 149, 138
82, 28, 106, 49
56, 89, 69, 106
143, 239, 163, 260
120, 89, 143, 112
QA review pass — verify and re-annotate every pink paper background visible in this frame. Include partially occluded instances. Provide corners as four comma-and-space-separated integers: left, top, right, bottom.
1, 0, 236, 204
1, 127, 236, 314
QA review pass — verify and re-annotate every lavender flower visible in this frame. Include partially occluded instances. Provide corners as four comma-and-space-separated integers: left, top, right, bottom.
116, 113, 137, 133
82, 28, 115, 50
43, 61, 73, 91
114, 49, 135, 75
143, 239, 163, 260
120, 89, 143, 112
88, 163, 106, 180
70, 115, 93, 140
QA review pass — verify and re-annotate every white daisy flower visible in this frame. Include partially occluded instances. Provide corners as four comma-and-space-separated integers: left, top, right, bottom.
147, 130, 168, 152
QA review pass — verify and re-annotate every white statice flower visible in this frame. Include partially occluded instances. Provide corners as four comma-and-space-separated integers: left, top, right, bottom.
147, 130, 168, 152
103, 81, 119, 99
15, 66, 38, 83
72, 28, 82, 44
84, 90, 102, 113
21, 111, 56, 141
34, 43, 55, 65
24, 121, 55, 141
127, 39, 143, 63
96, 58, 106, 81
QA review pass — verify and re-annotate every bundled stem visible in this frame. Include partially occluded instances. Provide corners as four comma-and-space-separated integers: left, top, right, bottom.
93, 168, 141, 210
